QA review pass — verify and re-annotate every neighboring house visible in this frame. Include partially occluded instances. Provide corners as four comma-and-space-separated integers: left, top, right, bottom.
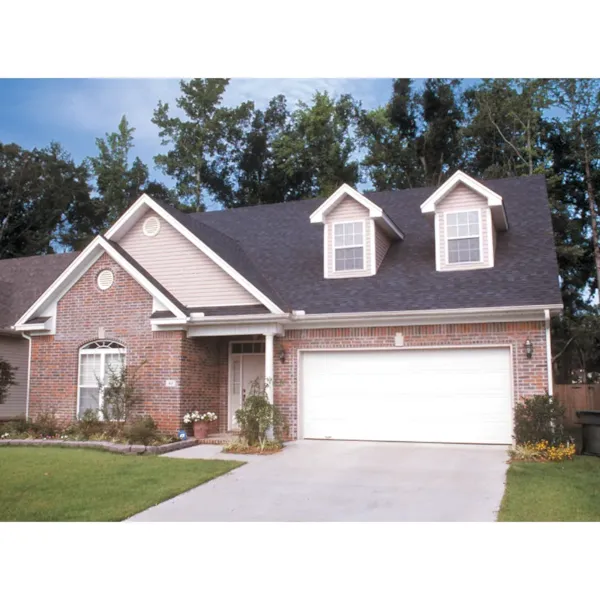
0, 253, 78, 420
7, 171, 562, 443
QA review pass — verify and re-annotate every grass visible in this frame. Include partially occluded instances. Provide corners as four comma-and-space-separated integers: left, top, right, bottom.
498, 456, 600, 521
0, 447, 243, 521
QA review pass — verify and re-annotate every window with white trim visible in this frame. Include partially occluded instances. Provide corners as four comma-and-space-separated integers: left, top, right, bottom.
78, 341, 126, 417
333, 221, 364, 271
446, 211, 481, 264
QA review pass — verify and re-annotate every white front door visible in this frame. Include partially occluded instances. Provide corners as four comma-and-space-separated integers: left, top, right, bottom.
229, 353, 265, 430
301, 347, 512, 444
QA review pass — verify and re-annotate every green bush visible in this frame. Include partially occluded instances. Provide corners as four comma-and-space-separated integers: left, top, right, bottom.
29, 410, 60, 438
3, 415, 29, 435
514, 393, 569, 445
235, 378, 285, 449
0, 358, 17, 405
126, 416, 159, 446
70, 409, 104, 440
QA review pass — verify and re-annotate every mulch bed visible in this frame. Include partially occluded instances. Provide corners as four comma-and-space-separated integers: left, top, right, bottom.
222, 445, 283, 455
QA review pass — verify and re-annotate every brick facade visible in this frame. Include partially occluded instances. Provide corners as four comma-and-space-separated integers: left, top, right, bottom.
28, 252, 549, 440
272, 322, 548, 440
29, 253, 220, 432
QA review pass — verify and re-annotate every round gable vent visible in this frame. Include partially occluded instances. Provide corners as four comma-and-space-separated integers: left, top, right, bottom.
97, 270, 114, 291
143, 216, 161, 237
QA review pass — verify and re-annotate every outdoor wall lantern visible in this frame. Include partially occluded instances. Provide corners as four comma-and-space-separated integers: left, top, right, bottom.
279, 349, 286, 364
525, 339, 533, 359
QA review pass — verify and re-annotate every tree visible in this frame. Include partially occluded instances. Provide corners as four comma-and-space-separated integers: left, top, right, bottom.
62, 116, 173, 249
0, 142, 91, 258
270, 91, 360, 200
152, 78, 253, 211
463, 79, 551, 178
358, 78, 420, 190
358, 79, 465, 190
549, 79, 600, 294
416, 78, 465, 186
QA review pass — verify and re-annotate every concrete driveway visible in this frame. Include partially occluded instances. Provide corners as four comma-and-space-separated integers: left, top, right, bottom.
129, 440, 508, 522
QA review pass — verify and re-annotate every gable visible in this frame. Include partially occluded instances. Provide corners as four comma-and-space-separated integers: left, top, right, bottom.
323, 195, 370, 222
119, 208, 258, 307
436, 183, 488, 211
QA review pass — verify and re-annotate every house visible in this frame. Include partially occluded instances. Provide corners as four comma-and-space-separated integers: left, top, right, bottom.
0, 253, 77, 420
6, 171, 562, 443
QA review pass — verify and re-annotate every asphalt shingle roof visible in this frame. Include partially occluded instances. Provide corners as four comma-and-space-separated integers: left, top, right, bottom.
0, 175, 563, 325
191, 174, 562, 314
0, 253, 79, 331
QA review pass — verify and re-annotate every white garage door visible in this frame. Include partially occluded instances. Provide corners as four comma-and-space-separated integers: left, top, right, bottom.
301, 348, 512, 444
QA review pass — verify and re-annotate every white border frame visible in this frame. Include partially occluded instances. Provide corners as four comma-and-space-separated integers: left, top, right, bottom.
227, 339, 266, 430
444, 208, 484, 267
331, 220, 367, 274
296, 344, 515, 443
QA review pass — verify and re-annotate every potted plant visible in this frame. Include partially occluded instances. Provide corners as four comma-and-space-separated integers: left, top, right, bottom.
183, 411, 218, 439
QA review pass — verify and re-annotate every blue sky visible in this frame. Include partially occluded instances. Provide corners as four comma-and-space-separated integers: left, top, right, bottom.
0, 78, 398, 183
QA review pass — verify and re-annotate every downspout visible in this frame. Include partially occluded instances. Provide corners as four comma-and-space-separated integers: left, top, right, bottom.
544, 309, 553, 396
21, 333, 32, 419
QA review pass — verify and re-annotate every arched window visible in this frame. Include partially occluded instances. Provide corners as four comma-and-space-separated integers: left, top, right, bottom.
78, 341, 126, 417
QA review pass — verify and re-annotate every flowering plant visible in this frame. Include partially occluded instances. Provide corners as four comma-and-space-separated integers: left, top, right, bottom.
183, 411, 218, 424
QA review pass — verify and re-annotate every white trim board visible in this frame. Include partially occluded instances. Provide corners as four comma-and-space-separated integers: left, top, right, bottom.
420, 170, 508, 231
310, 183, 404, 239
104, 194, 284, 315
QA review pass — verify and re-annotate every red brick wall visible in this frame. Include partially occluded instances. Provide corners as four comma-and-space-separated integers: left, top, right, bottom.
273, 322, 548, 440
29, 253, 217, 433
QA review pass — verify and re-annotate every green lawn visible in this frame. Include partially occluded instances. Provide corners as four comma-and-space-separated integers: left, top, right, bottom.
498, 456, 600, 521
0, 447, 243, 521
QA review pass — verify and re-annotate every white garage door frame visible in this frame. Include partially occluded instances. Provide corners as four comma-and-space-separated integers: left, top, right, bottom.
296, 344, 515, 443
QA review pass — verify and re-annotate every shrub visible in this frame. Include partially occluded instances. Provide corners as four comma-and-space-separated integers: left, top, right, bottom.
0, 358, 17, 405
223, 439, 283, 454
99, 360, 146, 424
509, 440, 576, 462
235, 378, 285, 450
514, 393, 569, 445
126, 416, 159, 446
29, 410, 60, 438
4, 415, 29, 435
73, 409, 104, 439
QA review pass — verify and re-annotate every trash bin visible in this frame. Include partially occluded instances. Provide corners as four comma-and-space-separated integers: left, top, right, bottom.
576, 410, 600, 457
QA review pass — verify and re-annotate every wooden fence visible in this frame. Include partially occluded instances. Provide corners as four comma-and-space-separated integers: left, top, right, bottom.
554, 384, 600, 427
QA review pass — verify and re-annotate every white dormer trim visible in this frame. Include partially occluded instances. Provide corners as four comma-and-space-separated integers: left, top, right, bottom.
310, 184, 404, 240
420, 170, 508, 231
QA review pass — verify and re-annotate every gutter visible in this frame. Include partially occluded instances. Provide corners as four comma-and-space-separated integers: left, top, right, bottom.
21, 333, 32, 419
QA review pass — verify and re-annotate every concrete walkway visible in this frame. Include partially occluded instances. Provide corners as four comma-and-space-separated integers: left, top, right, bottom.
128, 440, 509, 522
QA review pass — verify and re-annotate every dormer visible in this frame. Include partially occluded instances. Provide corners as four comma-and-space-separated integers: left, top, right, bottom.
310, 184, 404, 279
420, 171, 509, 272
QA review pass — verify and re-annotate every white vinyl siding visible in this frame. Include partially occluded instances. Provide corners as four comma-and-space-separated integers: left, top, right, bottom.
120, 208, 258, 307
301, 348, 513, 444
436, 183, 492, 271
0, 335, 28, 419
324, 196, 373, 278
375, 225, 391, 269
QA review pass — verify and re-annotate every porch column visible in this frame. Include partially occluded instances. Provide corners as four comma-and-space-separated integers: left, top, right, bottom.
264, 333, 274, 403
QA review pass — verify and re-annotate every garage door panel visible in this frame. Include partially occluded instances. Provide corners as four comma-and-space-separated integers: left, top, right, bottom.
301, 348, 512, 444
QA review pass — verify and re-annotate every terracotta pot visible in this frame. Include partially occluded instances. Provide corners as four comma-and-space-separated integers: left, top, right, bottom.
193, 421, 209, 439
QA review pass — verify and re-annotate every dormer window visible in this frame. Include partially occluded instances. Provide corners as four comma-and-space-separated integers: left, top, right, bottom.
446, 211, 481, 264
334, 222, 365, 271
420, 170, 509, 272
309, 184, 404, 279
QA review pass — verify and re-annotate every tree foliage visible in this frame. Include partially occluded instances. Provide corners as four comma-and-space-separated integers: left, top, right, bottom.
3, 78, 600, 381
